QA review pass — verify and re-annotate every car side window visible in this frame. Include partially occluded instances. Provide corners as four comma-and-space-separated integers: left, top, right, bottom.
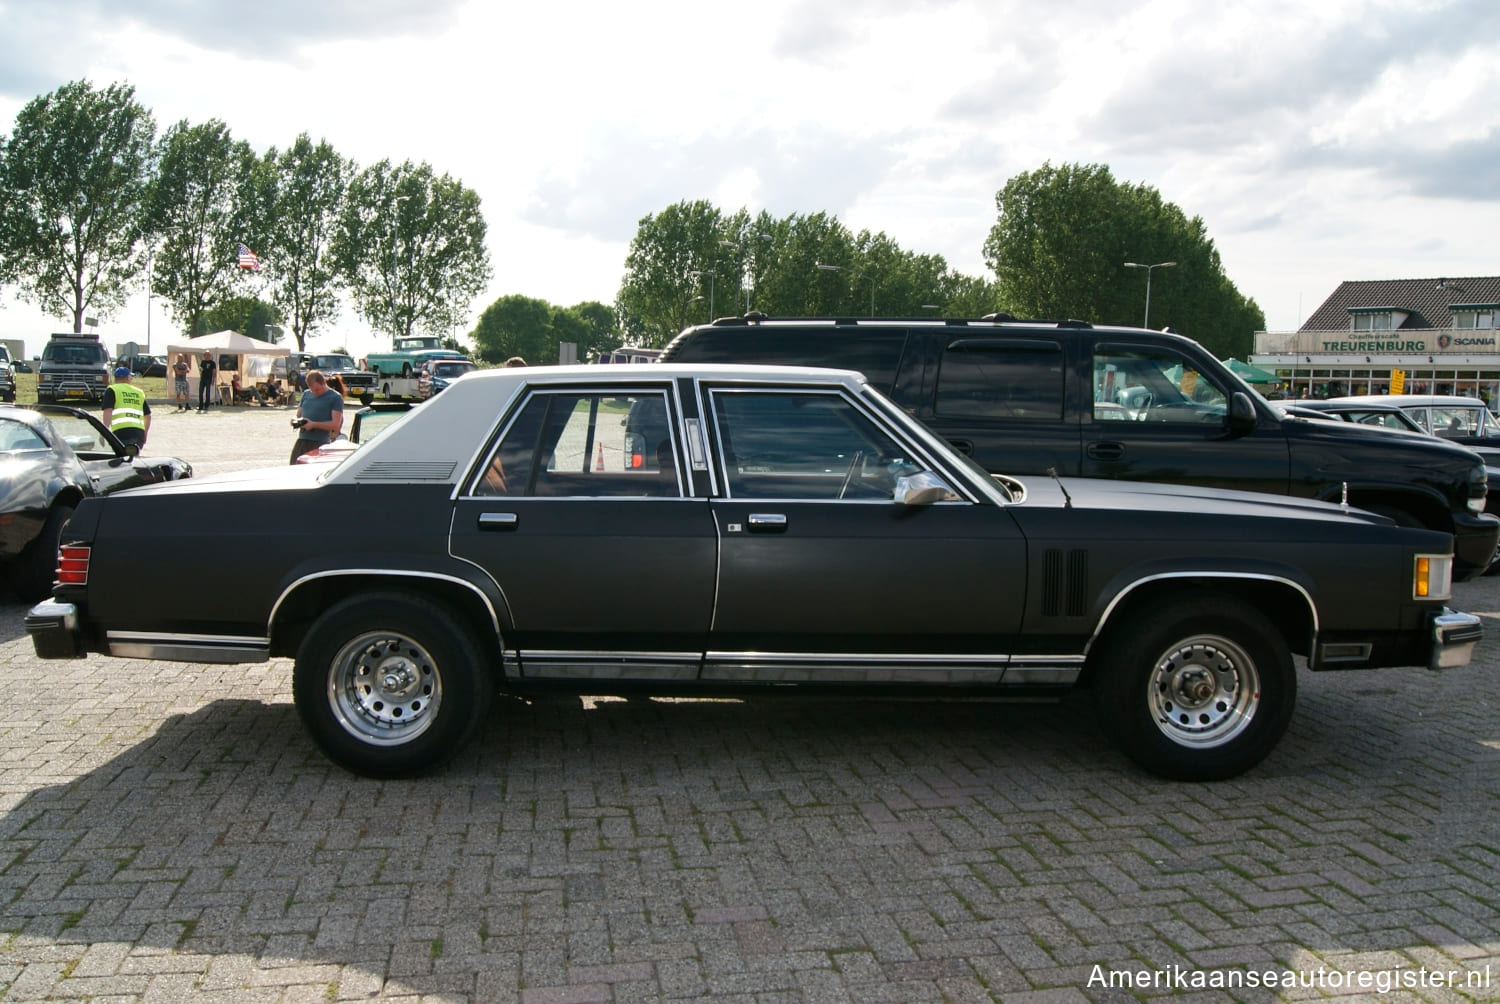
473, 389, 680, 498
0, 418, 45, 451
709, 389, 920, 500
935, 341, 1064, 420
1093, 346, 1227, 423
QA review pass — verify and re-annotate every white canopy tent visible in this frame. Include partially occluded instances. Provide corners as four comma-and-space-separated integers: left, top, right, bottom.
164, 330, 291, 403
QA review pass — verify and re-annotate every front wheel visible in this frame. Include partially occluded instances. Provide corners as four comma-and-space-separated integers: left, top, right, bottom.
1091, 596, 1295, 781
293, 591, 492, 777
12, 503, 73, 602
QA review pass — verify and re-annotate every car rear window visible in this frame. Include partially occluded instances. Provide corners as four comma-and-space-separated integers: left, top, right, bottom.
935, 340, 1065, 420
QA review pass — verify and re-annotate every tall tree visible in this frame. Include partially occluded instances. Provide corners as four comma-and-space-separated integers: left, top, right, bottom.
616, 200, 735, 346
983, 162, 1264, 356
334, 159, 491, 340
472, 293, 554, 364
261, 134, 350, 350
194, 294, 282, 340
0, 80, 156, 331
147, 118, 261, 337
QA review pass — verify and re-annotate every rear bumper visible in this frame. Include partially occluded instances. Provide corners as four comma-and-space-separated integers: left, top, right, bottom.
1431, 608, 1483, 670
25, 601, 87, 659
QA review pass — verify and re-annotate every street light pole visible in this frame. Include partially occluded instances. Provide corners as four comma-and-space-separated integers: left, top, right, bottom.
815, 263, 875, 316
688, 270, 715, 321
720, 233, 771, 313
1123, 260, 1177, 328
140, 226, 180, 354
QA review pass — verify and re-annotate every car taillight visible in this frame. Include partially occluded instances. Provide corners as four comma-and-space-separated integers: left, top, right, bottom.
56, 545, 90, 586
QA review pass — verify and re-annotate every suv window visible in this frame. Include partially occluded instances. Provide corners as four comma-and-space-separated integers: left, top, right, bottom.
43, 343, 108, 366
475, 390, 679, 498
674, 330, 908, 392
1093, 345, 1228, 423
709, 389, 919, 500
935, 340, 1064, 420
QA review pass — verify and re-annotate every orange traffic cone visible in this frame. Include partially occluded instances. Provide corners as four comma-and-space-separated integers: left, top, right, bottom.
595, 443, 605, 471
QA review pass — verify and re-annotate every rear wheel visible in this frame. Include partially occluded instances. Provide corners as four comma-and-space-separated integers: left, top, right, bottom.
12, 504, 73, 602
293, 591, 492, 777
1092, 596, 1295, 781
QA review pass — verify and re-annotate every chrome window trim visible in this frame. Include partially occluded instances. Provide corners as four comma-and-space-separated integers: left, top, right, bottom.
1086, 571, 1318, 656
701, 383, 977, 504
456, 383, 683, 500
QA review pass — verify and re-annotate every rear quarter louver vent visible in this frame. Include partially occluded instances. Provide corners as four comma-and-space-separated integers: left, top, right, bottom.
355, 461, 457, 482
1042, 548, 1090, 617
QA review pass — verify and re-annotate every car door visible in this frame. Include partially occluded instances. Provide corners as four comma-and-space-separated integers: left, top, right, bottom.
448, 383, 717, 681
36, 407, 155, 494
1080, 342, 1290, 495
700, 382, 1027, 683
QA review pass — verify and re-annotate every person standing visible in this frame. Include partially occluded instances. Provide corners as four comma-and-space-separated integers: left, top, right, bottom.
197, 351, 216, 412
172, 354, 191, 412
102, 366, 150, 449
289, 369, 344, 463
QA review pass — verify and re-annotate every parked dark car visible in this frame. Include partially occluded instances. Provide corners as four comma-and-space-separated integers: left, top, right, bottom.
1285, 399, 1428, 433
417, 358, 477, 398
661, 315, 1500, 579
118, 353, 168, 378
0, 404, 191, 600
25, 365, 1480, 783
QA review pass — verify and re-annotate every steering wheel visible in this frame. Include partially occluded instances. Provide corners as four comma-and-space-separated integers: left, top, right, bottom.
838, 450, 865, 499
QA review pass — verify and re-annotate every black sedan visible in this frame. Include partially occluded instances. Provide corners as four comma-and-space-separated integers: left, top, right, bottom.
0, 405, 191, 600
24, 365, 1481, 782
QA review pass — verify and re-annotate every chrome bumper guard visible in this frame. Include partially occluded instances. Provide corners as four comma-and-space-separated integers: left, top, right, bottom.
25, 601, 86, 659
1430, 609, 1483, 671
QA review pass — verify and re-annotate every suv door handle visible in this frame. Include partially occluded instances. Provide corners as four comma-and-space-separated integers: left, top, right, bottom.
1087, 442, 1126, 461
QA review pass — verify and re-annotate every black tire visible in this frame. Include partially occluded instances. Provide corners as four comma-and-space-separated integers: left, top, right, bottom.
13, 504, 73, 602
1091, 596, 1295, 781
293, 591, 492, 777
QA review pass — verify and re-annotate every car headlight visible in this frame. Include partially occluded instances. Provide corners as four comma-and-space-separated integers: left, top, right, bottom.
1414, 553, 1453, 601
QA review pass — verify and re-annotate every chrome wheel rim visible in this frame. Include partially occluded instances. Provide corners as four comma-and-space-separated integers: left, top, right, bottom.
327, 631, 442, 746
1146, 635, 1259, 748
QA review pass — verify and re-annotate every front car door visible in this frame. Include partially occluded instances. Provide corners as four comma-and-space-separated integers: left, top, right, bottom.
1081, 342, 1290, 495
449, 382, 717, 680
700, 380, 1028, 683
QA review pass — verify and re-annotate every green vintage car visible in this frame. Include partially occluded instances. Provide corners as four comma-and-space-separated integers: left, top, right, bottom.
365, 336, 466, 377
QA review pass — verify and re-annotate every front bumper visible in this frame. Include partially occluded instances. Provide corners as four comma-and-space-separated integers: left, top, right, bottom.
1431, 608, 1483, 670
25, 601, 86, 659
1451, 510, 1500, 581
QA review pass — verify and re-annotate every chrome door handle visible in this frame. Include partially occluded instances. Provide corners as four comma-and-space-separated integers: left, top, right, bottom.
747, 513, 787, 532
478, 512, 518, 531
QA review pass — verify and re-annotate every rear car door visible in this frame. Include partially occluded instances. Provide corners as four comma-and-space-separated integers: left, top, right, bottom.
449, 382, 717, 680
700, 381, 1027, 682
922, 336, 1082, 476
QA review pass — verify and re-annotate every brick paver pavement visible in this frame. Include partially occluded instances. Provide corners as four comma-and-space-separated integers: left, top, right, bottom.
0, 404, 1496, 1001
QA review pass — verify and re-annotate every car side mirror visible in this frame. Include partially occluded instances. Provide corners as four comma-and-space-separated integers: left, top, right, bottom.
121, 442, 140, 459
893, 471, 961, 506
1226, 391, 1257, 438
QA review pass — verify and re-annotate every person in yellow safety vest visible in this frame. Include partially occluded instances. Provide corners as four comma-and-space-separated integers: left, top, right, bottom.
102, 366, 151, 450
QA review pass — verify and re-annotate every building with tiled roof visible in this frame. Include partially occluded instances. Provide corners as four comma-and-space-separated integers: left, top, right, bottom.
1252, 275, 1500, 401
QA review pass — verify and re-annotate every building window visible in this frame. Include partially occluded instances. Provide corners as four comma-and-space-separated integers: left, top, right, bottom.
1352, 312, 1392, 331
1454, 310, 1496, 329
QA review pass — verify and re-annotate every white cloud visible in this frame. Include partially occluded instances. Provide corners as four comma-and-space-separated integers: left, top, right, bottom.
1, 0, 1497, 357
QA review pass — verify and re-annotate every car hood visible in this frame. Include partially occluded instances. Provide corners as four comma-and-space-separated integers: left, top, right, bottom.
1018, 473, 1398, 528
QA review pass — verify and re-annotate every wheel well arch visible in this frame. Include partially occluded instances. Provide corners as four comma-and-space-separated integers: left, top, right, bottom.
1079, 575, 1315, 686
268, 572, 505, 668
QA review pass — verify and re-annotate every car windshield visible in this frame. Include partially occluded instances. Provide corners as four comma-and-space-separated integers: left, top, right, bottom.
432, 362, 473, 377
44, 344, 106, 365
0, 417, 47, 451
314, 356, 354, 370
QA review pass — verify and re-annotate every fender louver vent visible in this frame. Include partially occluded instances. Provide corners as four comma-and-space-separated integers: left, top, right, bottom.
355, 461, 457, 481
1042, 548, 1089, 617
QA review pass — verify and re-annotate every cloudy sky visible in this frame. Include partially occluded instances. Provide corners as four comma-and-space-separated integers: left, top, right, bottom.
0, 0, 1495, 359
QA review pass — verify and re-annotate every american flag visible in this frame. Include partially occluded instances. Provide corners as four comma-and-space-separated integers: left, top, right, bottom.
237, 242, 261, 270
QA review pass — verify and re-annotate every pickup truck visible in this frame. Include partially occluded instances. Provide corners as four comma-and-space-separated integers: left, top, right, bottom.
366, 336, 466, 377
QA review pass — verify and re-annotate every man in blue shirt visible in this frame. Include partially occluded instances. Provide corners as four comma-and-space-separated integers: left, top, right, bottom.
289, 369, 344, 463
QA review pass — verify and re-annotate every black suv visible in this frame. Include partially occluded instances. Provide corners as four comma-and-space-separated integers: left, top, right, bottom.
662, 314, 1500, 579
